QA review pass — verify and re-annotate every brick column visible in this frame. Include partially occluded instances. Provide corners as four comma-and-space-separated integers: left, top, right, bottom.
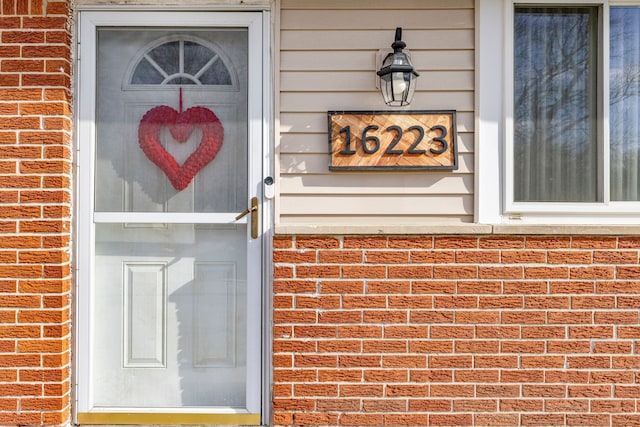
0, 0, 72, 425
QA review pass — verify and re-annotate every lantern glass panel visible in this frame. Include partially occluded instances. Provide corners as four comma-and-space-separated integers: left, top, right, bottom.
379, 52, 418, 106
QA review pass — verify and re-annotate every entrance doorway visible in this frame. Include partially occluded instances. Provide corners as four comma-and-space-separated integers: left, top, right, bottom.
76, 11, 268, 425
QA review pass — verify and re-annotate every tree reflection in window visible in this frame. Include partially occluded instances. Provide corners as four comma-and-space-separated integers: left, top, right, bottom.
610, 7, 640, 201
131, 39, 232, 86
513, 7, 598, 202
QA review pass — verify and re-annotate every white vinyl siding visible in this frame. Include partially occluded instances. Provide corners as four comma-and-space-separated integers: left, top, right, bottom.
277, 0, 475, 225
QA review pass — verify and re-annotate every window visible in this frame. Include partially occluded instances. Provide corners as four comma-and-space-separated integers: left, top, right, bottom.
610, 6, 640, 201
477, 0, 640, 224
130, 37, 235, 86
513, 6, 598, 203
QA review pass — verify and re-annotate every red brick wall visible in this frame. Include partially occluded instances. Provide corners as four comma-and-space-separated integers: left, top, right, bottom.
0, 0, 72, 425
273, 235, 640, 426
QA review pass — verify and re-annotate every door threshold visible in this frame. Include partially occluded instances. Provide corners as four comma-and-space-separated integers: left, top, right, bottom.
76, 412, 261, 425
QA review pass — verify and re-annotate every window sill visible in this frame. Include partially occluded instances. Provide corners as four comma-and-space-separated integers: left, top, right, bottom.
274, 223, 640, 236
274, 223, 493, 235
493, 224, 640, 235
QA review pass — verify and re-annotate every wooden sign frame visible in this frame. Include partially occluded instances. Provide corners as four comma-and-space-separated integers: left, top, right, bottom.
328, 110, 458, 170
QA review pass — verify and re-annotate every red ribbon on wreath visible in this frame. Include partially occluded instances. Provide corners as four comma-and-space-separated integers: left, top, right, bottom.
138, 89, 224, 191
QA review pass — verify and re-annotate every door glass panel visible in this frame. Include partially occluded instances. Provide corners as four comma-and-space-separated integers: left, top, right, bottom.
90, 26, 252, 411
95, 28, 248, 213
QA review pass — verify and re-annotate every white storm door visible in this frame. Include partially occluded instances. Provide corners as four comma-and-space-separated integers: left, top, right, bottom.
76, 11, 265, 425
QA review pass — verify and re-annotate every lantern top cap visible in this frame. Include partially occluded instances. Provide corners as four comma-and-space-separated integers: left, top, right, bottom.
391, 27, 406, 51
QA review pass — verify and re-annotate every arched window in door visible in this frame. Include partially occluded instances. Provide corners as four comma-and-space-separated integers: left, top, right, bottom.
128, 36, 238, 87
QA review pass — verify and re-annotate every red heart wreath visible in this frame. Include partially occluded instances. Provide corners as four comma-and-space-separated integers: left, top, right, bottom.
138, 105, 224, 191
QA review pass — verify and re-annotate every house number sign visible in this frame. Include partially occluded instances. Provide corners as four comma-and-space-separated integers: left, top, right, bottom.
328, 110, 458, 170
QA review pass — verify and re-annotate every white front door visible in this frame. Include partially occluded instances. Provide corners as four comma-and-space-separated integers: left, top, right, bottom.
76, 11, 267, 425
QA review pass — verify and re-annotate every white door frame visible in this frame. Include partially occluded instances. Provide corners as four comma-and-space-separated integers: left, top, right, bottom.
75, 9, 272, 425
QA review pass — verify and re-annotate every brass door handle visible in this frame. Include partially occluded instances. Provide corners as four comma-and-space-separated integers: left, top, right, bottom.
235, 197, 259, 238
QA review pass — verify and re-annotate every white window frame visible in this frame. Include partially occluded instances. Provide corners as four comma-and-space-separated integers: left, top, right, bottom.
477, 0, 640, 224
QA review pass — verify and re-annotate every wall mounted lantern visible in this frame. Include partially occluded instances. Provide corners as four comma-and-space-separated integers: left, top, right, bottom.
377, 27, 420, 107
